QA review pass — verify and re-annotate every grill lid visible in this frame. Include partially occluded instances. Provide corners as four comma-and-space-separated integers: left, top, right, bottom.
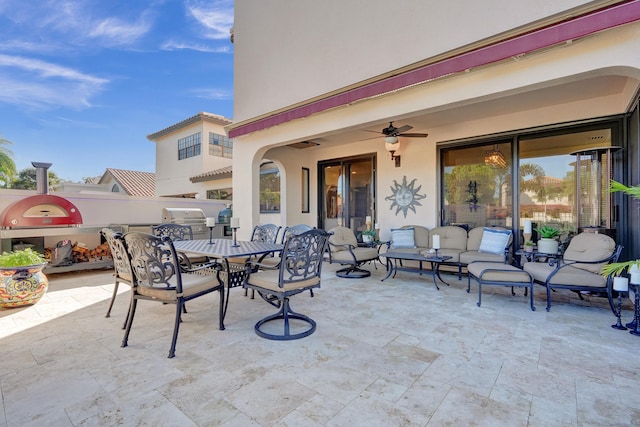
161, 208, 206, 223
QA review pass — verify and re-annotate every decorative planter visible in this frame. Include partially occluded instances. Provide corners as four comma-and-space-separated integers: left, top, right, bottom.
0, 263, 48, 308
524, 245, 534, 253
537, 238, 559, 255
362, 234, 374, 243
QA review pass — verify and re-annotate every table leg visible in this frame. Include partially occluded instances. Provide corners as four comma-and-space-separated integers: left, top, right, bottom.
381, 258, 395, 281
433, 261, 451, 287
429, 262, 440, 291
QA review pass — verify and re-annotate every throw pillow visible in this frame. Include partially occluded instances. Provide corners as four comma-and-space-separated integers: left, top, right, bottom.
391, 228, 416, 249
478, 227, 511, 255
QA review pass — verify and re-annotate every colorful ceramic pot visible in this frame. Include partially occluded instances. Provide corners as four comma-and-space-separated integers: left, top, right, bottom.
0, 263, 48, 308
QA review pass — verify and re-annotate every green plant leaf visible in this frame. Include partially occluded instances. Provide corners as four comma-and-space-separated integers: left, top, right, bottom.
0, 248, 46, 267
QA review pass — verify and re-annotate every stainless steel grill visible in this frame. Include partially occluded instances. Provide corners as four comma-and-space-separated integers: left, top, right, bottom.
161, 208, 207, 239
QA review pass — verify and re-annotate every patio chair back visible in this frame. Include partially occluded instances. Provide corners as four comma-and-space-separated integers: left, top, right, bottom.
101, 227, 134, 323
151, 223, 194, 241
250, 223, 281, 243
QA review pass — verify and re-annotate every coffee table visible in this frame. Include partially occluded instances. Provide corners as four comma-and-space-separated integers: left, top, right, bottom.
382, 251, 453, 290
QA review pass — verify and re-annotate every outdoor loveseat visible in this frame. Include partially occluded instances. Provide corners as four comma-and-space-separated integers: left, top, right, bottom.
384, 225, 512, 278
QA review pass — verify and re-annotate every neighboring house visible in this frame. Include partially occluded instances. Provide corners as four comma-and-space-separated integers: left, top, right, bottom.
227, 0, 640, 261
147, 112, 234, 200
99, 168, 155, 197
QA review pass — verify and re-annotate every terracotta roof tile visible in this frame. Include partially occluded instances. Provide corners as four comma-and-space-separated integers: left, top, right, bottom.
190, 166, 232, 183
102, 168, 156, 197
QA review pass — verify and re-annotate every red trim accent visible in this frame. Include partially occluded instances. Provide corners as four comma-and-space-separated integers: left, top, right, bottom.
1, 195, 83, 228
230, 1, 640, 138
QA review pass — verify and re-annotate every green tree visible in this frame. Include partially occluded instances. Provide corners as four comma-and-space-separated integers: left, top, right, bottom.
0, 135, 17, 188
11, 168, 61, 190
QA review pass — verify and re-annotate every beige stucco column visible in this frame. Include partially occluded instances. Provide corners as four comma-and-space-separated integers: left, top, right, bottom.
231, 139, 272, 240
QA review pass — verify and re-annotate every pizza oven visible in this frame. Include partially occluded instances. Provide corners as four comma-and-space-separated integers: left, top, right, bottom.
0, 162, 83, 228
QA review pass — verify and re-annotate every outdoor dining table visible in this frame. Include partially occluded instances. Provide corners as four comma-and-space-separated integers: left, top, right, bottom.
172, 239, 284, 330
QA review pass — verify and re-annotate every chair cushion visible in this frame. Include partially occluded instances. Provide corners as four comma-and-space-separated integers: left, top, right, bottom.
328, 226, 358, 251
331, 247, 378, 262
468, 262, 531, 283
562, 232, 615, 273
391, 228, 415, 248
245, 269, 320, 293
137, 271, 220, 301
523, 261, 607, 287
478, 228, 511, 255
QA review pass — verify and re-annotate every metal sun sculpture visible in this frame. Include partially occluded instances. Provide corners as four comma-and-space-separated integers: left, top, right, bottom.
385, 176, 427, 218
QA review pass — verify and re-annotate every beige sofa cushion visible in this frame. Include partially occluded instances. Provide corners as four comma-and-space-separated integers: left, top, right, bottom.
430, 226, 468, 250
401, 225, 430, 248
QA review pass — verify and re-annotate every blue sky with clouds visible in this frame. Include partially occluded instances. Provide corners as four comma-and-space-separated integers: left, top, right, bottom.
0, 0, 234, 182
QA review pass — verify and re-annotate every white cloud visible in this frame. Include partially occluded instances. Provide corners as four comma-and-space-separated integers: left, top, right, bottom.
160, 40, 231, 53
0, 54, 107, 109
192, 88, 233, 100
186, 0, 234, 40
88, 15, 152, 46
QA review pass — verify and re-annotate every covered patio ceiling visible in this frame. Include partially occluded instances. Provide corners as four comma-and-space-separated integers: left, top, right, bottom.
296, 74, 637, 150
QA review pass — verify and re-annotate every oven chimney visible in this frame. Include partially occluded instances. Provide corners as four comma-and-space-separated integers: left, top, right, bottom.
31, 162, 52, 195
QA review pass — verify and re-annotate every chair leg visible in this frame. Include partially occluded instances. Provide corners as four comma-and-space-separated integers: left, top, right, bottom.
122, 290, 133, 329
105, 279, 120, 318
546, 284, 552, 312
254, 297, 316, 340
121, 298, 138, 348
168, 301, 183, 358
218, 287, 226, 331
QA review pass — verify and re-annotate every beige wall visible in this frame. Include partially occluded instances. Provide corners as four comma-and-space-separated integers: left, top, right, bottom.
233, 0, 606, 122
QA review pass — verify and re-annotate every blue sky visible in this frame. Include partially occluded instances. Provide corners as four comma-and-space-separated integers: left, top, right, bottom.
0, 0, 234, 183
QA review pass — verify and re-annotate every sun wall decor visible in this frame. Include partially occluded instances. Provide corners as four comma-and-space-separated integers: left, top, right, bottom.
385, 176, 426, 218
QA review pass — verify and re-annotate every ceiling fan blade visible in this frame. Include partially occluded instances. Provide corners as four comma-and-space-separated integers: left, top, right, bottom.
398, 132, 429, 138
393, 124, 413, 134
363, 129, 384, 134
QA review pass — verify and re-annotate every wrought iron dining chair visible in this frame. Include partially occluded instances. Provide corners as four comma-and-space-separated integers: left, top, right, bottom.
121, 232, 225, 358
151, 223, 209, 268
242, 228, 330, 340
101, 228, 134, 328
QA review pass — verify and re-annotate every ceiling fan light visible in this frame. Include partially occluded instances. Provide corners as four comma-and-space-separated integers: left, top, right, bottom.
384, 135, 398, 144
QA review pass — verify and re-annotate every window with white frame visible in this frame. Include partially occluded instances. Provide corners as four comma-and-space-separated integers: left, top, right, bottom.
178, 132, 201, 160
209, 132, 233, 158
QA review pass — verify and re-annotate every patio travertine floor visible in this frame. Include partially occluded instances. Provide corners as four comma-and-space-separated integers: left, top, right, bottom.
2, 262, 640, 426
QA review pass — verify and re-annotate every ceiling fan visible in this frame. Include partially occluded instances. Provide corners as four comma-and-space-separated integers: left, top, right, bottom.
367, 122, 429, 143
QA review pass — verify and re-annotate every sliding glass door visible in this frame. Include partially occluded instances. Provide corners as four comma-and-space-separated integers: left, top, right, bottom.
319, 154, 376, 236
440, 121, 621, 245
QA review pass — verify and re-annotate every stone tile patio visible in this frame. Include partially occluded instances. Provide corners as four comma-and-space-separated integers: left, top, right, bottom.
1, 263, 640, 426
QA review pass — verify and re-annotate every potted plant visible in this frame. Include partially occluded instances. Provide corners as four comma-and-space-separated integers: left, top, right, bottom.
361, 229, 377, 243
601, 181, 640, 278
0, 247, 48, 308
535, 225, 561, 254
524, 240, 534, 253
